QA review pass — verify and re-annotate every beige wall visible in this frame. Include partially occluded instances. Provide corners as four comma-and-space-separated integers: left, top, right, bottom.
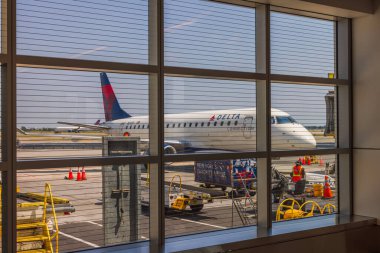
352, 0, 380, 224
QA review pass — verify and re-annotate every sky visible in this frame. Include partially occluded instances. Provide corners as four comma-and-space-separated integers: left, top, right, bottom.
15, 0, 335, 128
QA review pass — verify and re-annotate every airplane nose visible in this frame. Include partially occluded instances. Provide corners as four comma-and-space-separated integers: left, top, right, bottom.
304, 132, 317, 149
294, 126, 317, 149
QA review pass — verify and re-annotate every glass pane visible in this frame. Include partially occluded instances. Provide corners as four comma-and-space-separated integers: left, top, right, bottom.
17, 0, 148, 64
271, 83, 336, 151
272, 155, 337, 222
271, 11, 335, 78
165, 158, 257, 237
17, 164, 149, 252
164, 76, 256, 154
165, 0, 256, 72
17, 68, 149, 159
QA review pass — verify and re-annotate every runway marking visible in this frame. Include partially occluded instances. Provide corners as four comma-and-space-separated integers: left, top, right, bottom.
86, 221, 103, 227
85, 221, 148, 240
172, 217, 227, 229
58, 231, 100, 248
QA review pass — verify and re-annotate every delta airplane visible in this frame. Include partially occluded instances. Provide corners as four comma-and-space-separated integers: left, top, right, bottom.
58, 72, 317, 154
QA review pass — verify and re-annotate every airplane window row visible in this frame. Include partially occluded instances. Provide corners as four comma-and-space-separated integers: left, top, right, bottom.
125, 121, 240, 129
166, 120, 238, 128
126, 124, 149, 130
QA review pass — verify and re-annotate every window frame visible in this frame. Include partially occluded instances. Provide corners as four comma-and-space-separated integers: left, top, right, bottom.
1, 1, 352, 252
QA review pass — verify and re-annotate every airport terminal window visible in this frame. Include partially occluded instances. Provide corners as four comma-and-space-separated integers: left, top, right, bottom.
165, 0, 256, 72
271, 11, 335, 78
17, 164, 150, 252
165, 158, 258, 237
272, 155, 338, 222
3, 1, 349, 252
271, 83, 336, 151
16, 68, 149, 160
17, 0, 149, 63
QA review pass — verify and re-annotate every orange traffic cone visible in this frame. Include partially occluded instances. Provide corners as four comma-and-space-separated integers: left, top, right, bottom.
307, 157, 311, 165
323, 175, 333, 198
81, 166, 87, 181
67, 168, 74, 180
301, 157, 306, 165
76, 167, 82, 181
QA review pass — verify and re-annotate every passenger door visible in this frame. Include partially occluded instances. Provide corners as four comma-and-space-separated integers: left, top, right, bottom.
243, 116, 254, 139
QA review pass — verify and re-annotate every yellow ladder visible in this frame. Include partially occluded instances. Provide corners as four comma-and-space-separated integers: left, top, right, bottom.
17, 183, 59, 253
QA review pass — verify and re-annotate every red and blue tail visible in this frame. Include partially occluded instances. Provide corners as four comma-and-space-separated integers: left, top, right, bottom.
100, 72, 131, 121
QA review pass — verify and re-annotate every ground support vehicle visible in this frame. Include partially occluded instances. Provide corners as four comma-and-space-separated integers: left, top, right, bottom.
1, 183, 75, 253
194, 159, 256, 194
141, 174, 212, 213
194, 160, 288, 201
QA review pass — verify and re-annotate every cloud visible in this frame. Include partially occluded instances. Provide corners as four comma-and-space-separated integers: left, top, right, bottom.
165, 20, 195, 33
70, 46, 107, 59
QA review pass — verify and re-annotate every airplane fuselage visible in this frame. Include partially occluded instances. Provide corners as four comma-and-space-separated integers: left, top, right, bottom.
103, 108, 317, 153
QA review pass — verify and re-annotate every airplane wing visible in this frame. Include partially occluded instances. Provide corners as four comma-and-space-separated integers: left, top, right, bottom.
17, 128, 103, 140
57, 121, 110, 130
163, 140, 233, 154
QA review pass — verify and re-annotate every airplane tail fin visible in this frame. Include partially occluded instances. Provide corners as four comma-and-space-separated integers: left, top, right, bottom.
100, 72, 131, 121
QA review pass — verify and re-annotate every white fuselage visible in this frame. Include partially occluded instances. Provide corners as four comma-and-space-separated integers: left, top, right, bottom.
103, 108, 316, 152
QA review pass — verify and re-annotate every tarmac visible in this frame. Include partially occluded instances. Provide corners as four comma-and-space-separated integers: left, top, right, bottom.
15, 133, 337, 252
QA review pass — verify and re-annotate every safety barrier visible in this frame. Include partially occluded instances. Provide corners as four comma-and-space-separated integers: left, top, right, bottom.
276, 198, 336, 222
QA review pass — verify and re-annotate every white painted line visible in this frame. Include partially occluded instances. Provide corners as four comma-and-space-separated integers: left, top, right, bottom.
86, 221, 103, 227
58, 231, 100, 248
83, 221, 148, 240
172, 217, 227, 229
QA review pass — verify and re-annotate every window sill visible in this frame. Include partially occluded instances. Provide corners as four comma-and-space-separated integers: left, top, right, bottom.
80, 215, 376, 253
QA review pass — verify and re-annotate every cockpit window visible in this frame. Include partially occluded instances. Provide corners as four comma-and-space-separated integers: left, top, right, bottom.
276, 116, 296, 124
